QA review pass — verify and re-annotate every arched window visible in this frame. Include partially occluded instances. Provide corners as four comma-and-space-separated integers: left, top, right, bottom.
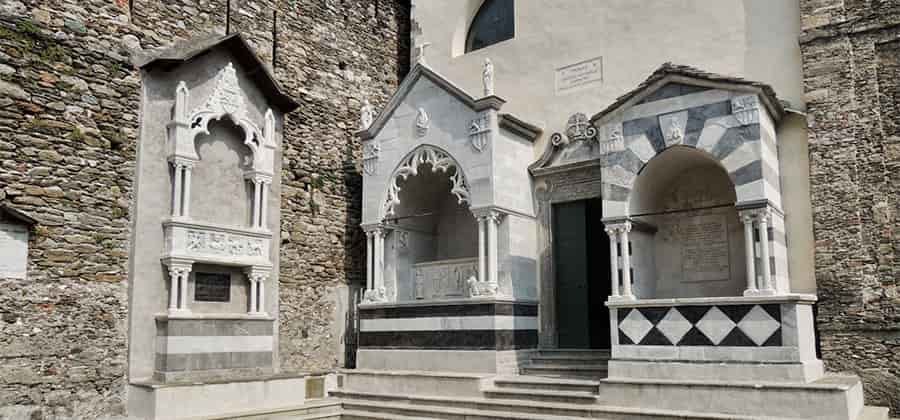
465, 0, 514, 53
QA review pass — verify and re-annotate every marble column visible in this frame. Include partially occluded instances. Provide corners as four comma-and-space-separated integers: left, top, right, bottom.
758, 210, 774, 293
249, 277, 258, 313
487, 211, 500, 285
172, 163, 183, 216
619, 222, 634, 299
181, 163, 192, 217
366, 231, 374, 291
605, 227, 620, 298
259, 181, 268, 229
477, 215, 487, 284
741, 212, 758, 295
178, 269, 189, 310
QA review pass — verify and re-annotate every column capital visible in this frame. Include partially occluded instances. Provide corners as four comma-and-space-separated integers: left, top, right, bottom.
243, 171, 273, 184
168, 156, 197, 169
244, 266, 271, 279
162, 257, 193, 272
361, 223, 388, 234
471, 207, 505, 222
604, 220, 632, 234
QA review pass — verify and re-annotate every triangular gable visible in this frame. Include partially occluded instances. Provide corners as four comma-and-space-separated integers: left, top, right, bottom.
531, 63, 785, 174
357, 63, 506, 141
133, 32, 299, 113
590, 62, 784, 126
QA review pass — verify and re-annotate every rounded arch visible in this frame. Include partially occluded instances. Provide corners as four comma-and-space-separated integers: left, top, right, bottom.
464, 0, 515, 53
381, 144, 471, 221
628, 145, 737, 216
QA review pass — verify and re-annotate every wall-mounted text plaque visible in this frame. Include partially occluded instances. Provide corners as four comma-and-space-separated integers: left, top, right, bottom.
194, 272, 231, 302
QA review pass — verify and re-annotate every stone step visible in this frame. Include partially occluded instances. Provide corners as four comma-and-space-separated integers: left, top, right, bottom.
519, 363, 609, 379
593, 375, 864, 420
482, 386, 598, 404
533, 349, 611, 358
331, 389, 766, 420
208, 399, 342, 420
341, 409, 444, 420
857, 406, 890, 420
492, 375, 601, 393
529, 354, 611, 365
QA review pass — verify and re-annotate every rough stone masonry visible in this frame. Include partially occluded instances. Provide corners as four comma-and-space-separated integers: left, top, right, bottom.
0, 0, 409, 418
800, 0, 900, 415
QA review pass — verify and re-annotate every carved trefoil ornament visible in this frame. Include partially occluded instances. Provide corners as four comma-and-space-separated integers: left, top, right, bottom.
362, 141, 380, 176
469, 113, 491, 152
415, 107, 430, 137
383, 146, 470, 217
659, 111, 688, 147
732, 94, 760, 125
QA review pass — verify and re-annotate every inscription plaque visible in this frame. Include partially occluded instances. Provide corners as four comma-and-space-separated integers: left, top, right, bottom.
0, 223, 28, 279
555, 56, 603, 95
194, 272, 231, 302
681, 215, 729, 282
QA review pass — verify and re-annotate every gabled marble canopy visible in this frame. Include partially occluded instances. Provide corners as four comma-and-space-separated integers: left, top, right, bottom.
530, 63, 786, 220
357, 62, 541, 226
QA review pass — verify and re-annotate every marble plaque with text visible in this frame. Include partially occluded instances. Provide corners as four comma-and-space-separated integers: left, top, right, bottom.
680, 215, 729, 282
555, 56, 603, 95
0, 223, 28, 279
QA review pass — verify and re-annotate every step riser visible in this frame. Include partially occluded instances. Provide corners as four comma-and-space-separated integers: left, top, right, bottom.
529, 358, 610, 366
493, 382, 598, 393
519, 369, 607, 379
483, 391, 596, 405
535, 351, 610, 358
594, 381, 863, 420
341, 400, 703, 420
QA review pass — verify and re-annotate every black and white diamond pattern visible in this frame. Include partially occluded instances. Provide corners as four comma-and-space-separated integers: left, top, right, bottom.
618, 304, 781, 347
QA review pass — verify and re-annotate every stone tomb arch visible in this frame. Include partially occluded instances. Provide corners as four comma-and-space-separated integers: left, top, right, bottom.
626, 145, 746, 299
374, 144, 478, 302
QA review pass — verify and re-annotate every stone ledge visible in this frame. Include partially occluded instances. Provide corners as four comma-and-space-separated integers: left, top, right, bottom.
131, 371, 318, 389
605, 293, 817, 308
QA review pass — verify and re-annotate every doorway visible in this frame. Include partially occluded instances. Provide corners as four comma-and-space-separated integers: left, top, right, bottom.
552, 198, 611, 349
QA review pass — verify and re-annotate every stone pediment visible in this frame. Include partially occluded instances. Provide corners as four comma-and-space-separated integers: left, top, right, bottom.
134, 32, 299, 113
357, 63, 540, 142
530, 63, 784, 175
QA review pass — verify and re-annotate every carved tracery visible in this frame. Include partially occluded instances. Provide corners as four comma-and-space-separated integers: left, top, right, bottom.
382, 145, 471, 218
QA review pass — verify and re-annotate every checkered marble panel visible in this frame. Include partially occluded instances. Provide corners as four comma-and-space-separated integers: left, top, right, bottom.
618, 304, 782, 347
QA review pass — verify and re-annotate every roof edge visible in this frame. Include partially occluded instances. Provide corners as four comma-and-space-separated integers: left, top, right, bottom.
134, 32, 299, 113
357, 63, 507, 141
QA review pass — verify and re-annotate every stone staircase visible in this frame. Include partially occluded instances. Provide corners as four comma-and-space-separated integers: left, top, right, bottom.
519, 348, 610, 379
325, 369, 891, 420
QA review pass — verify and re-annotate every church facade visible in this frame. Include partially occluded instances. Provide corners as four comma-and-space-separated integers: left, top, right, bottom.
0, 0, 897, 419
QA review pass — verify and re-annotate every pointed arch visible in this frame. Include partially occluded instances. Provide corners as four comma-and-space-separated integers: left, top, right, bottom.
381, 145, 471, 220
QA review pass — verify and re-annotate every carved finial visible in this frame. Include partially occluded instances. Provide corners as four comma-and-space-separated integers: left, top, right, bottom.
360, 98, 375, 130
482, 58, 494, 96
415, 42, 431, 65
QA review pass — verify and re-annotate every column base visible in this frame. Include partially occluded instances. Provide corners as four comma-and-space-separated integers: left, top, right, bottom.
743, 288, 777, 297
363, 288, 387, 303
607, 295, 637, 303
167, 308, 192, 317
247, 311, 269, 317
467, 279, 499, 297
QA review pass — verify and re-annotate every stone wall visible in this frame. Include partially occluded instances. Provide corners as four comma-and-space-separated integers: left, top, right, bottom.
799, 0, 900, 415
0, 0, 409, 418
